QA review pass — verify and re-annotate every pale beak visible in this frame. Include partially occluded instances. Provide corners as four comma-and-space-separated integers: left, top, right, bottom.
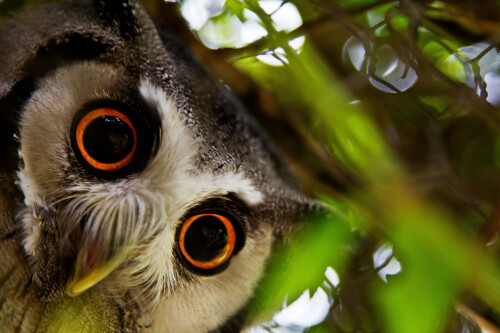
65, 248, 129, 297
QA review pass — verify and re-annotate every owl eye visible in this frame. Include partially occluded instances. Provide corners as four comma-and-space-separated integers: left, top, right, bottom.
178, 213, 238, 272
74, 108, 137, 171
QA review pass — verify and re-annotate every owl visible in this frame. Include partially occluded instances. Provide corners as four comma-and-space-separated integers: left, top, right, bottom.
0, 0, 320, 332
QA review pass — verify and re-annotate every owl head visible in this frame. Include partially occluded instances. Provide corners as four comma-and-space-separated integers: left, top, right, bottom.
0, 0, 320, 331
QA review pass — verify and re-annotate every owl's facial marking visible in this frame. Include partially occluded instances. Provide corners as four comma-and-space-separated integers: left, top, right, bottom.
17, 65, 267, 319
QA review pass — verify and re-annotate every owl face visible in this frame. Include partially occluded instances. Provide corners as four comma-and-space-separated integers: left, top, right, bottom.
0, 1, 318, 332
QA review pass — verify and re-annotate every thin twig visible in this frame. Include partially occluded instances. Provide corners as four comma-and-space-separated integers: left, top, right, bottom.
457, 303, 500, 333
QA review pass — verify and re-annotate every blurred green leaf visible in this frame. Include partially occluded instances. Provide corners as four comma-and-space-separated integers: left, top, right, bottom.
366, 3, 394, 27
252, 213, 354, 313
390, 13, 410, 32
420, 95, 453, 117
319, 195, 367, 230
375, 202, 478, 333
198, 11, 242, 48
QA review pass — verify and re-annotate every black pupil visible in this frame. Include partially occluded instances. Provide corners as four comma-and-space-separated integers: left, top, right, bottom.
184, 216, 228, 262
83, 115, 134, 164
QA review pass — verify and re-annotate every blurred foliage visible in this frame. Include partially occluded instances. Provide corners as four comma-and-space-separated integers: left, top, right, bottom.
141, 0, 500, 332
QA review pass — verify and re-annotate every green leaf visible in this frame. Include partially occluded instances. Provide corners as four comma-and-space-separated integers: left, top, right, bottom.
251, 213, 353, 315
375, 203, 479, 333
390, 13, 410, 32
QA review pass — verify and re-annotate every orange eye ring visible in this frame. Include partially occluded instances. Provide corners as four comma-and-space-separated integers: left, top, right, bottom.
178, 213, 237, 270
75, 108, 137, 171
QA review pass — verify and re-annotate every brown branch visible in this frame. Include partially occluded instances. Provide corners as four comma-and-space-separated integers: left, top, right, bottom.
457, 303, 500, 333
